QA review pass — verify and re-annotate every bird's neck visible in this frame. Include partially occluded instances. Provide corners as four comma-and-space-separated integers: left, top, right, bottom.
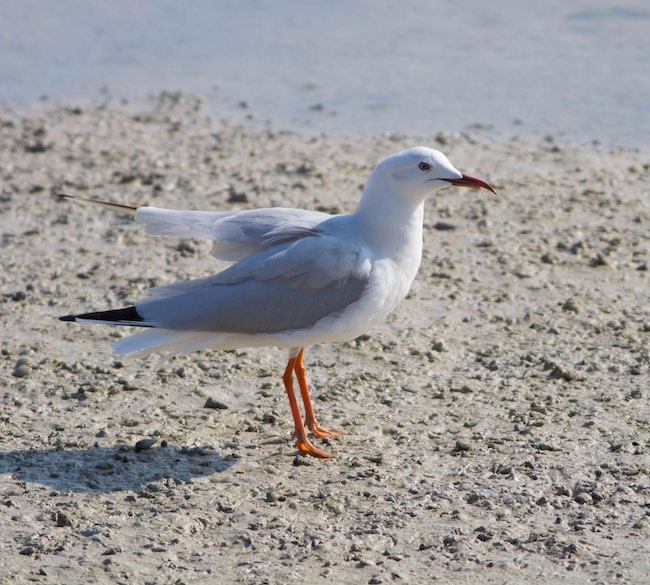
355, 181, 425, 260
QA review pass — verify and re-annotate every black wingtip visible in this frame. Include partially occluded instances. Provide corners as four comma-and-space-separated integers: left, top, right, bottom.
58, 306, 148, 326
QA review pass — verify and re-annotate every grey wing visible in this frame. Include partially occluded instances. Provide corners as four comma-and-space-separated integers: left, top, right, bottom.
135, 234, 372, 334
135, 206, 333, 261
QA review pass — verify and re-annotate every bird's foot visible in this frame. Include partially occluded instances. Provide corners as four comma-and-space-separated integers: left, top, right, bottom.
294, 433, 334, 458
306, 420, 346, 439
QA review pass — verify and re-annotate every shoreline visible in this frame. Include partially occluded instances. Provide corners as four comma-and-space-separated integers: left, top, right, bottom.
5, 90, 648, 153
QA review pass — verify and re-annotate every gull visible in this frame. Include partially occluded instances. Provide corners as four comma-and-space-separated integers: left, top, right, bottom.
60, 147, 495, 458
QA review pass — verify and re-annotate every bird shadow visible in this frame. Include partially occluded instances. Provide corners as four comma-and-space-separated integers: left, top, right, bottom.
0, 443, 237, 493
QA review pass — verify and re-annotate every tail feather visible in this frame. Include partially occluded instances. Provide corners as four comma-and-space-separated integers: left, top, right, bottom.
59, 193, 138, 216
112, 328, 228, 358
60, 305, 228, 359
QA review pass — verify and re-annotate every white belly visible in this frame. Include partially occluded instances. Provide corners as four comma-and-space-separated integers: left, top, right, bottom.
241, 255, 420, 350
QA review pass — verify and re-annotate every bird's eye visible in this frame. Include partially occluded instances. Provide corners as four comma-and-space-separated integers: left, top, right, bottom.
418, 162, 431, 171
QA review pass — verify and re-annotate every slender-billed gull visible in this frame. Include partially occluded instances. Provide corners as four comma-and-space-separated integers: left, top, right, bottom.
60, 147, 496, 457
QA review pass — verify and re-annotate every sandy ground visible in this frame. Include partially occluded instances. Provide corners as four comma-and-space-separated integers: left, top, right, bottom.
1, 93, 649, 584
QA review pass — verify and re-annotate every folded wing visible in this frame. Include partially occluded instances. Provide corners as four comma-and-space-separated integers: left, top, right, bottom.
137, 231, 371, 334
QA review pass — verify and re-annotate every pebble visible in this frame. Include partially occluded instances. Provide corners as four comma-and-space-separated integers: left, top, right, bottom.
54, 511, 73, 527
19, 546, 35, 556
433, 220, 457, 231
13, 364, 32, 378
431, 339, 448, 352
134, 438, 157, 452
204, 397, 229, 410
546, 363, 577, 382
227, 190, 249, 203
573, 492, 593, 504
540, 252, 558, 264
589, 254, 608, 267
451, 384, 474, 394
454, 440, 471, 452
443, 535, 457, 546
293, 456, 312, 467
561, 299, 579, 313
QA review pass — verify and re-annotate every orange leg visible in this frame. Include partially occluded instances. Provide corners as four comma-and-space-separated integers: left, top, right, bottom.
282, 353, 333, 458
294, 347, 345, 439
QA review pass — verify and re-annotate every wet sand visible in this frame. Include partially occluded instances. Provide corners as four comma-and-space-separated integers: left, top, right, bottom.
1, 93, 649, 584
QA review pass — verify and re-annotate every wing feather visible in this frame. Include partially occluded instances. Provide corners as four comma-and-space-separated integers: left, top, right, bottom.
136, 206, 332, 261
137, 232, 371, 334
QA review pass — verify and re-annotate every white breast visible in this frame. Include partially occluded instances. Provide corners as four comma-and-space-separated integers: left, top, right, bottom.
285, 253, 419, 346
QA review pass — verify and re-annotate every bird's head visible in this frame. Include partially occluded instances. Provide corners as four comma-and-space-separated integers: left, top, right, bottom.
371, 146, 496, 203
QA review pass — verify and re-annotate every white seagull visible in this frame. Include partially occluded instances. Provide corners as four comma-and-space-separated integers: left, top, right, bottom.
60, 147, 496, 458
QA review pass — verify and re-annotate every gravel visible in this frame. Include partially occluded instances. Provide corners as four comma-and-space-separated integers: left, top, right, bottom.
0, 93, 649, 584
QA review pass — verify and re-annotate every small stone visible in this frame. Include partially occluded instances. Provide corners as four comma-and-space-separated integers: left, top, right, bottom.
574, 493, 593, 505
176, 240, 197, 255
293, 456, 312, 467
561, 299, 579, 313
11, 290, 27, 301
451, 384, 473, 394
443, 535, 457, 546
12, 364, 31, 378
101, 547, 121, 556
538, 442, 561, 452
548, 364, 576, 382
476, 530, 493, 542
204, 397, 229, 410
134, 438, 157, 452
24, 139, 52, 153
589, 254, 608, 267
494, 463, 512, 475
227, 190, 249, 203
19, 546, 35, 555
454, 440, 471, 452
431, 339, 448, 352
433, 220, 457, 231
54, 511, 73, 527
540, 252, 557, 264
